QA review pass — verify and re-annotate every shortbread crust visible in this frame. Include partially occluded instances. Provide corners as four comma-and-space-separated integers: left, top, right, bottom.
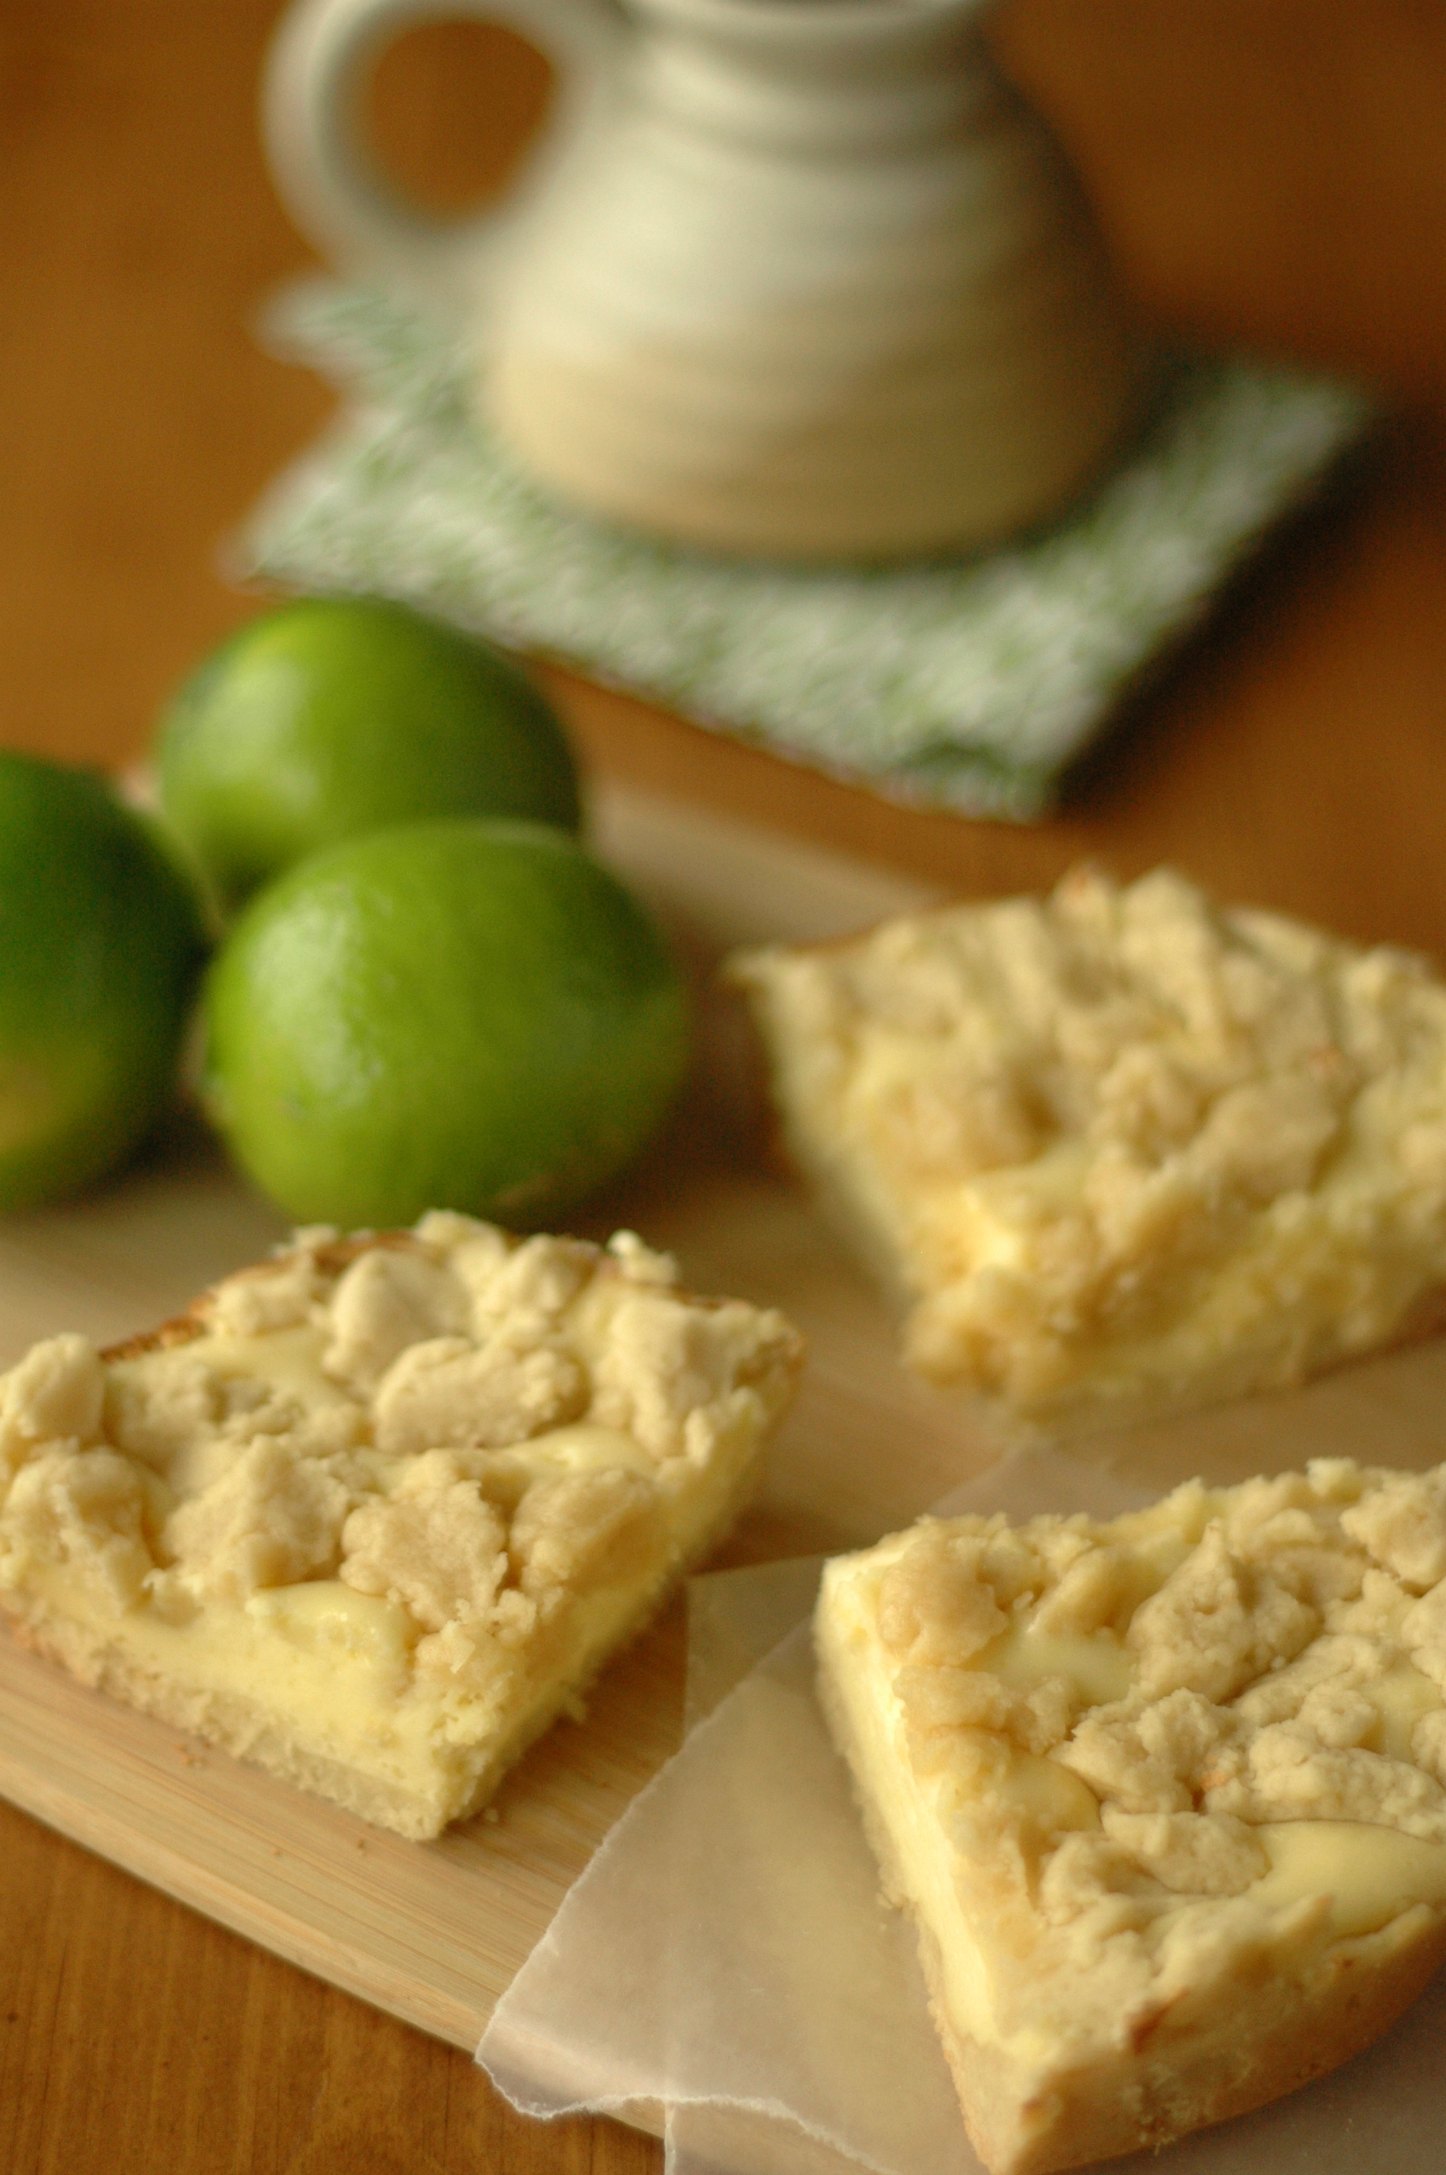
0, 1215, 802, 1838
731, 867, 1446, 1422
817, 1460, 1446, 2175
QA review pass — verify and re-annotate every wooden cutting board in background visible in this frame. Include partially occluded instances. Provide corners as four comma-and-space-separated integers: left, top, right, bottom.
5, 781, 1446, 2062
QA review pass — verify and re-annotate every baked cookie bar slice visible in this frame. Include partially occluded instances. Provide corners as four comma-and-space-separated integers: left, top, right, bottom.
817, 1460, 1446, 2175
0, 1214, 802, 1838
731, 866, 1446, 1423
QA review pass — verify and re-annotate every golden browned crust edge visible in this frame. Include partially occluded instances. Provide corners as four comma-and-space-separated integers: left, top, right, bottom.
813, 1643, 1446, 2175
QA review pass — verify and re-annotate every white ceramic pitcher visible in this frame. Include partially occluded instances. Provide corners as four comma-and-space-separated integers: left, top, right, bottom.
266, 0, 1144, 561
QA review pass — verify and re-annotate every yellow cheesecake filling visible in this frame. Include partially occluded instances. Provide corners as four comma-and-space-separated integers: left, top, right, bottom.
1253, 1821, 1446, 1939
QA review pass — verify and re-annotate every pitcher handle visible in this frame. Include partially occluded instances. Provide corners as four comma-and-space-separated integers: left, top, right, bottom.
263, 0, 625, 305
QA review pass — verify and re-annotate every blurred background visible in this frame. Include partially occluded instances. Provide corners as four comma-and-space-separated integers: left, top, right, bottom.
1, 0, 1445, 897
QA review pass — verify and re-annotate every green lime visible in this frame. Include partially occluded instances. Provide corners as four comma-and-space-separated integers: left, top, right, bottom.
156, 597, 582, 915
201, 819, 689, 1228
0, 750, 207, 1212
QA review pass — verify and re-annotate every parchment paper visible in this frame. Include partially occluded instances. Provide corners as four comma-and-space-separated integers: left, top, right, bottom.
477, 1447, 1446, 2174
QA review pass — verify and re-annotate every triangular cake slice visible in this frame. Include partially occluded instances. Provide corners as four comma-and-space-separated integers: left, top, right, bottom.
731, 866, 1446, 1423
0, 1213, 802, 1838
816, 1460, 1446, 2174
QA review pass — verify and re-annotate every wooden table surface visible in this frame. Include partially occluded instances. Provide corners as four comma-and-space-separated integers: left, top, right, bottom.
3, 3, 1445, 2169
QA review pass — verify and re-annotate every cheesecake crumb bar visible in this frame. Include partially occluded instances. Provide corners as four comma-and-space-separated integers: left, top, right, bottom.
732, 866, 1446, 1422
817, 1457, 1446, 2174
0, 1213, 802, 1838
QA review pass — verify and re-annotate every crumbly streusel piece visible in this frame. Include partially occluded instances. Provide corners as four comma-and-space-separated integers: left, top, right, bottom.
0, 1215, 802, 1838
816, 1459, 1446, 2175
731, 866, 1446, 1421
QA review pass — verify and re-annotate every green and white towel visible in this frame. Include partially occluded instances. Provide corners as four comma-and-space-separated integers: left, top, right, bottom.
241, 281, 1371, 822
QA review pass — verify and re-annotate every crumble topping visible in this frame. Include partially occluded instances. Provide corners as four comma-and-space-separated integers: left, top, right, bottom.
372, 1333, 588, 1454
0, 1215, 801, 1688
3, 1448, 155, 1613
165, 1439, 359, 1607
735, 867, 1446, 1407
339, 1476, 510, 1634
0, 1333, 106, 1462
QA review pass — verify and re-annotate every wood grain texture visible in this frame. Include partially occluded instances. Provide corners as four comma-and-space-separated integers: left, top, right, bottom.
1, 0, 1445, 2170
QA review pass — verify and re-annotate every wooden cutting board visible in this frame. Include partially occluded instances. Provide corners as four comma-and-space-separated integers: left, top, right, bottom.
6, 780, 1446, 2072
